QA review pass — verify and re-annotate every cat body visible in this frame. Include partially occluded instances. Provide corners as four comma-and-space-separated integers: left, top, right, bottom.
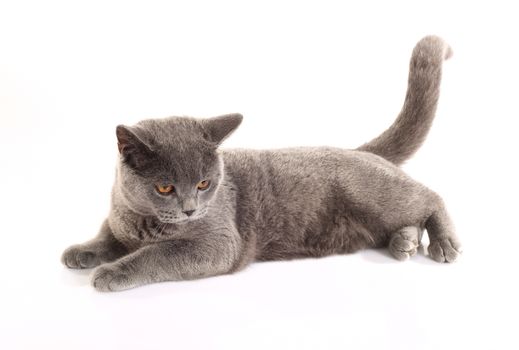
62, 36, 461, 291
223, 148, 436, 263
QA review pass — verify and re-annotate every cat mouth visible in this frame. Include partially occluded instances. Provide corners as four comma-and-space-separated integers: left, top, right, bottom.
157, 216, 198, 224
158, 217, 188, 224
156, 208, 208, 224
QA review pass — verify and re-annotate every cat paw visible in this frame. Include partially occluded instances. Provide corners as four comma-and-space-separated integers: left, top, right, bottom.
428, 237, 462, 263
388, 227, 420, 261
61, 245, 101, 269
91, 263, 134, 292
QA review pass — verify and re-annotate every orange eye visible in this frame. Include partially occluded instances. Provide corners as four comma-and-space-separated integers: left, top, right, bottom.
197, 180, 210, 191
156, 184, 175, 195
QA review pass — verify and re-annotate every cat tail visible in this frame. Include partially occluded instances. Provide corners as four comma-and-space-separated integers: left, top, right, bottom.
356, 35, 452, 166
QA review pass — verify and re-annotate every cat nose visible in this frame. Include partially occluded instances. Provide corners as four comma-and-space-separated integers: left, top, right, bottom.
182, 198, 198, 216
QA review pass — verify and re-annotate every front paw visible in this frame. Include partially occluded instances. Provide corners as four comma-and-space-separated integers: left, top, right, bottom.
91, 263, 135, 292
61, 245, 101, 269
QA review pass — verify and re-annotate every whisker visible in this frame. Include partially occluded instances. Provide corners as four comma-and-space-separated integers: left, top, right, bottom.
159, 223, 167, 236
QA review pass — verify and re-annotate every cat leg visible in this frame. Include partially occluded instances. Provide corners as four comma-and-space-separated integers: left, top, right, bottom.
425, 202, 462, 263
91, 234, 240, 292
61, 219, 128, 269
388, 226, 423, 261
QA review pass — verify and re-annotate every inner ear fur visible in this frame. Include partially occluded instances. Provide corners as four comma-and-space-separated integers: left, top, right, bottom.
115, 125, 153, 168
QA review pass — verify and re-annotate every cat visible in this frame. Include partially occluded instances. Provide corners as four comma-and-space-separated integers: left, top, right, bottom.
62, 36, 461, 292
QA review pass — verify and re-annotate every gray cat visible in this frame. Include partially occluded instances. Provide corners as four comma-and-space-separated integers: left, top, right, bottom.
62, 36, 461, 292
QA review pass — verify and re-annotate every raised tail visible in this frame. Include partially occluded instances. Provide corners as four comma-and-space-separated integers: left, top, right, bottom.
357, 35, 452, 166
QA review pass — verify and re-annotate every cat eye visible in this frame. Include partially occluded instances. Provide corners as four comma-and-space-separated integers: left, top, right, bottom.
197, 180, 210, 191
156, 184, 175, 195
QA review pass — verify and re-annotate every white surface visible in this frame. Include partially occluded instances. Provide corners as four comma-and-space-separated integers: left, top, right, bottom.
1, 1, 518, 349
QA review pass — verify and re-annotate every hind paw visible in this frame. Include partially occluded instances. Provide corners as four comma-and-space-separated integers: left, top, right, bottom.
428, 237, 462, 263
389, 227, 420, 261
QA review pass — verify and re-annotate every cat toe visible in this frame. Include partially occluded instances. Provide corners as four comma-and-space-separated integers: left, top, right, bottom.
428, 238, 461, 263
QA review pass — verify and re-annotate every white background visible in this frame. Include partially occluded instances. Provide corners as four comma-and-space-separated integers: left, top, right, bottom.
1, 0, 518, 349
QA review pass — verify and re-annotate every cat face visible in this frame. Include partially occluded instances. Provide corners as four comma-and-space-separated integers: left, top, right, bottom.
115, 114, 242, 224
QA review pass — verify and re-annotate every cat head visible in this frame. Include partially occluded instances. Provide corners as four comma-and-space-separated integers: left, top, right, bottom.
115, 113, 242, 224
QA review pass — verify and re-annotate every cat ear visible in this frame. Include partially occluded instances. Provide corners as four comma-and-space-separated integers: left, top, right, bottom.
116, 125, 153, 168
201, 113, 243, 145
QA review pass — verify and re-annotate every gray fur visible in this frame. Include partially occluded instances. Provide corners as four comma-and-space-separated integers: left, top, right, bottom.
61, 35, 461, 291
358, 36, 453, 165
389, 226, 422, 261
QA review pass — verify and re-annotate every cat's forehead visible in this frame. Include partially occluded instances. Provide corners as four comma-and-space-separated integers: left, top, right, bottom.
137, 117, 205, 146
134, 117, 218, 179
